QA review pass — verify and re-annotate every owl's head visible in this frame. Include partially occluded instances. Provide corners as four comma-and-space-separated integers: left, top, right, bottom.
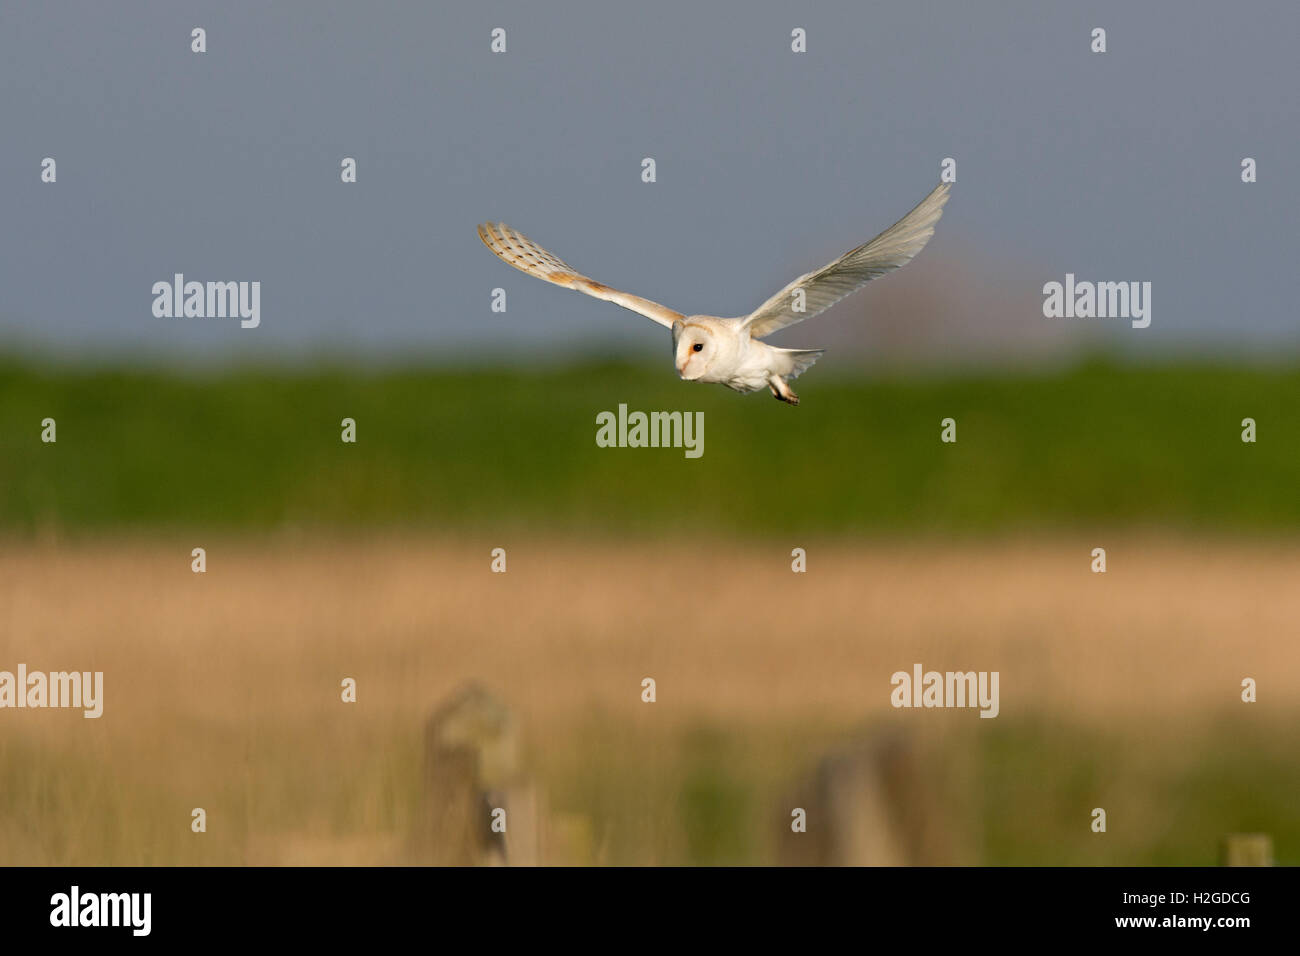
672, 320, 715, 380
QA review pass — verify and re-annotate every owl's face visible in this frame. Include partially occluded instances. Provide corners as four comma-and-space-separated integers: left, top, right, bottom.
672, 320, 715, 380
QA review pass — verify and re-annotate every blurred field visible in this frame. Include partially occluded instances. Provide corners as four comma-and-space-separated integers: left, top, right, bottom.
2, 358, 1296, 864
2, 357, 1299, 537
1, 534, 1296, 865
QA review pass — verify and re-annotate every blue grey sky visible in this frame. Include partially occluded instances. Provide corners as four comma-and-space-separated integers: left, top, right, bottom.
1, 0, 1296, 366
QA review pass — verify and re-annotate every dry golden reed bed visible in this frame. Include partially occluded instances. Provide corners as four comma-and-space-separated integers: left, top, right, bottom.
1, 534, 1297, 864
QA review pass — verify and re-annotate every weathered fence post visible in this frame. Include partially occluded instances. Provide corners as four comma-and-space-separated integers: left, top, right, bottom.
1220, 834, 1272, 866
777, 729, 948, 866
416, 682, 541, 865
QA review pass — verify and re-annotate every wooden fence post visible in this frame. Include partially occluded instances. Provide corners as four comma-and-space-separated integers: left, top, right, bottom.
416, 682, 541, 865
777, 729, 948, 866
1220, 834, 1272, 866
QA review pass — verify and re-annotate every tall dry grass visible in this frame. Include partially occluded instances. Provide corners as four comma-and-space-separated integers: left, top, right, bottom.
1, 534, 1297, 864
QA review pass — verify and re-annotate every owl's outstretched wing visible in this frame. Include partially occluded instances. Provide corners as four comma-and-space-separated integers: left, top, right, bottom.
477, 222, 683, 329
741, 183, 951, 340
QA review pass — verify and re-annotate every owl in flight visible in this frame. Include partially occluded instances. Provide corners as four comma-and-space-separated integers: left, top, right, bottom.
478, 182, 950, 405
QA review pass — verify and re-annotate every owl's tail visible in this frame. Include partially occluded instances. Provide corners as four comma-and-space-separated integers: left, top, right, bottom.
775, 347, 825, 381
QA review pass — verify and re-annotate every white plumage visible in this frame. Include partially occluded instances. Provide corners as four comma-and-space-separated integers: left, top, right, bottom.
478, 182, 951, 405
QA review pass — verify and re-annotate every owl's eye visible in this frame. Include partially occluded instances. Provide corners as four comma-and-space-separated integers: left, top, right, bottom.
692, 343, 704, 352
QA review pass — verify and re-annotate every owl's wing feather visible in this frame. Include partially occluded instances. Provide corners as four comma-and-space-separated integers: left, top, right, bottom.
478, 222, 683, 329
741, 183, 951, 339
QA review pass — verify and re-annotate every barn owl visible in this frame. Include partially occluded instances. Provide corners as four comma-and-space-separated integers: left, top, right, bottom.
478, 182, 950, 405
